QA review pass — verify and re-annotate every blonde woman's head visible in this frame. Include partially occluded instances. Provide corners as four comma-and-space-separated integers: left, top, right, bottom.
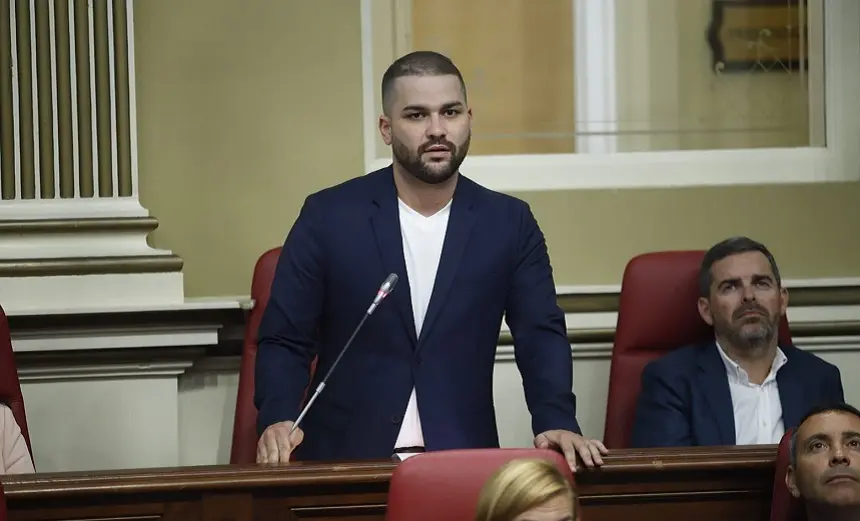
474, 458, 576, 521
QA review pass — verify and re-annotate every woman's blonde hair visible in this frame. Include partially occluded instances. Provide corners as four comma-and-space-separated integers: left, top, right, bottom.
474, 458, 576, 521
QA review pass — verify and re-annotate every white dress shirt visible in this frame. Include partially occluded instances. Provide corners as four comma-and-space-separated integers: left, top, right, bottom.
715, 341, 787, 445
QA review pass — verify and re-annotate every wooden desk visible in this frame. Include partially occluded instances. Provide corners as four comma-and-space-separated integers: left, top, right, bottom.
1, 446, 778, 521
575, 445, 777, 521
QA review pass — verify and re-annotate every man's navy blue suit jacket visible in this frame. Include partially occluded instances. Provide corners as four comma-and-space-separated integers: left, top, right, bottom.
254, 166, 580, 461
630, 340, 844, 447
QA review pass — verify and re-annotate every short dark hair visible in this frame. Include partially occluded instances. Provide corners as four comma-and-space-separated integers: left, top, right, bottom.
790, 402, 860, 466
698, 236, 782, 298
380, 51, 467, 116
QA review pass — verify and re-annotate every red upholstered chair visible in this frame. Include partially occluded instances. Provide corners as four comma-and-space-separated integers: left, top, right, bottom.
386, 448, 574, 521
602, 250, 793, 449
230, 247, 318, 464
771, 428, 806, 521
0, 480, 7, 521
0, 304, 33, 463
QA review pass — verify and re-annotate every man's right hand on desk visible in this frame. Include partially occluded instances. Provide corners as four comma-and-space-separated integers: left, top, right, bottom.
257, 421, 304, 463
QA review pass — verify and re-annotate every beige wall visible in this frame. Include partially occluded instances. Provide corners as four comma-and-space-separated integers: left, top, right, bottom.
134, 0, 860, 298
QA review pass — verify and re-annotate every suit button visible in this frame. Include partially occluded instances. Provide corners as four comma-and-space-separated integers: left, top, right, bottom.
390, 414, 402, 424
415, 356, 422, 366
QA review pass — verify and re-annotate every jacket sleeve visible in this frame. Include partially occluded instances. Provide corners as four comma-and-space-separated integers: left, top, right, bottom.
254, 195, 327, 435
505, 202, 581, 436
828, 364, 845, 403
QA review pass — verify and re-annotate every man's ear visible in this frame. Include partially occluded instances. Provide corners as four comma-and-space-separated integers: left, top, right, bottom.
779, 286, 789, 316
785, 464, 801, 498
697, 297, 714, 326
378, 115, 393, 145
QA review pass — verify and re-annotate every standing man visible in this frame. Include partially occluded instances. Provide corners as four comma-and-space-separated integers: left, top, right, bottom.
254, 51, 606, 470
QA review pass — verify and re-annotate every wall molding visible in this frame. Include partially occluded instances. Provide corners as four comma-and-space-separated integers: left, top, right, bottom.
499, 320, 860, 347
19, 360, 196, 382
496, 320, 860, 362
555, 278, 860, 314
182, 317, 860, 369
10, 283, 858, 379
181, 320, 860, 370
240, 278, 860, 315
17, 347, 205, 382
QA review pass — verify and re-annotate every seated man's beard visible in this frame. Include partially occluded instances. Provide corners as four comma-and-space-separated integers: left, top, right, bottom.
723, 317, 777, 348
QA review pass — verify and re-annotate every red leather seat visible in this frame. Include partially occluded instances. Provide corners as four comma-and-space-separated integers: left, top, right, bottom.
230, 247, 317, 464
602, 250, 792, 449
385, 448, 574, 521
0, 304, 33, 463
771, 428, 806, 521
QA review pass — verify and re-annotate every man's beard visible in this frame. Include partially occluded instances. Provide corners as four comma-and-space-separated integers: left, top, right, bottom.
391, 133, 470, 185
718, 304, 778, 349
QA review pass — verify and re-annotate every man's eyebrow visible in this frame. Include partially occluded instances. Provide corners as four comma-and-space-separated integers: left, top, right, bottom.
717, 277, 740, 287
401, 101, 464, 113
804, 433, 831, 447
517, 518, 572, 521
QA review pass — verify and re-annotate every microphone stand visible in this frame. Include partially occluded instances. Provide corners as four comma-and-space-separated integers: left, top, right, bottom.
289, 273, 399, 435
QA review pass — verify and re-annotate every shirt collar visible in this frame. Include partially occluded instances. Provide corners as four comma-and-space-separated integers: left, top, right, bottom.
715, 340, 787, 385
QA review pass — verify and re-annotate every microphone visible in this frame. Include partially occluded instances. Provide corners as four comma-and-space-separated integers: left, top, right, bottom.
289, 273, 400, 435
366, 273, 399, 315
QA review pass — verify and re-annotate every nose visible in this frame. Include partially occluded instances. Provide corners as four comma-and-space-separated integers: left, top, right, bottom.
426, 114, 446, 139
831, 446, 850, 466
741, 282, 756, 302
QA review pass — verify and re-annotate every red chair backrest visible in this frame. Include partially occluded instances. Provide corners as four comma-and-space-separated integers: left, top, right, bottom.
603, 250, 792, 449
0, 304, 32, 461
0, 479, 7, 521
772, 428, 807, 521
230, 247, 317, 464
385, 448, 574, 521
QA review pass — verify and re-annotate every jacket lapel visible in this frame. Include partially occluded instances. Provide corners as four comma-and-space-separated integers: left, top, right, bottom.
370, 169, 418, 347
776, 345, 804, 430
697, 342, 737, 445
415, 177, 477, 351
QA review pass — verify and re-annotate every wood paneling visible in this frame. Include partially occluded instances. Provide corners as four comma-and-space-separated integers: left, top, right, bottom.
1, 446, 779, 521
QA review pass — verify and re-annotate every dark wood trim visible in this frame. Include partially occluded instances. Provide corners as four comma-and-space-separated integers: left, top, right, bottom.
7, 307, 245, 330
0, 446, 779, 521
0, 217, 159, 233
0, 254, 184, 277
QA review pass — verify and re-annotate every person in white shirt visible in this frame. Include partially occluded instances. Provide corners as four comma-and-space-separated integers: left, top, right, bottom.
631, 236, 844, 447
255, 50, 607, 471
0, 402, 35, 475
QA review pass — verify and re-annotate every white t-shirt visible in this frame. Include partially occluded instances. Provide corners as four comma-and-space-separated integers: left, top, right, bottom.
393, 197, 451, 450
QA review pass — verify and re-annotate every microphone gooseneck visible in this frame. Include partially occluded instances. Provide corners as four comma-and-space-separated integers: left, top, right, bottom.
289, 273, 399, 434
